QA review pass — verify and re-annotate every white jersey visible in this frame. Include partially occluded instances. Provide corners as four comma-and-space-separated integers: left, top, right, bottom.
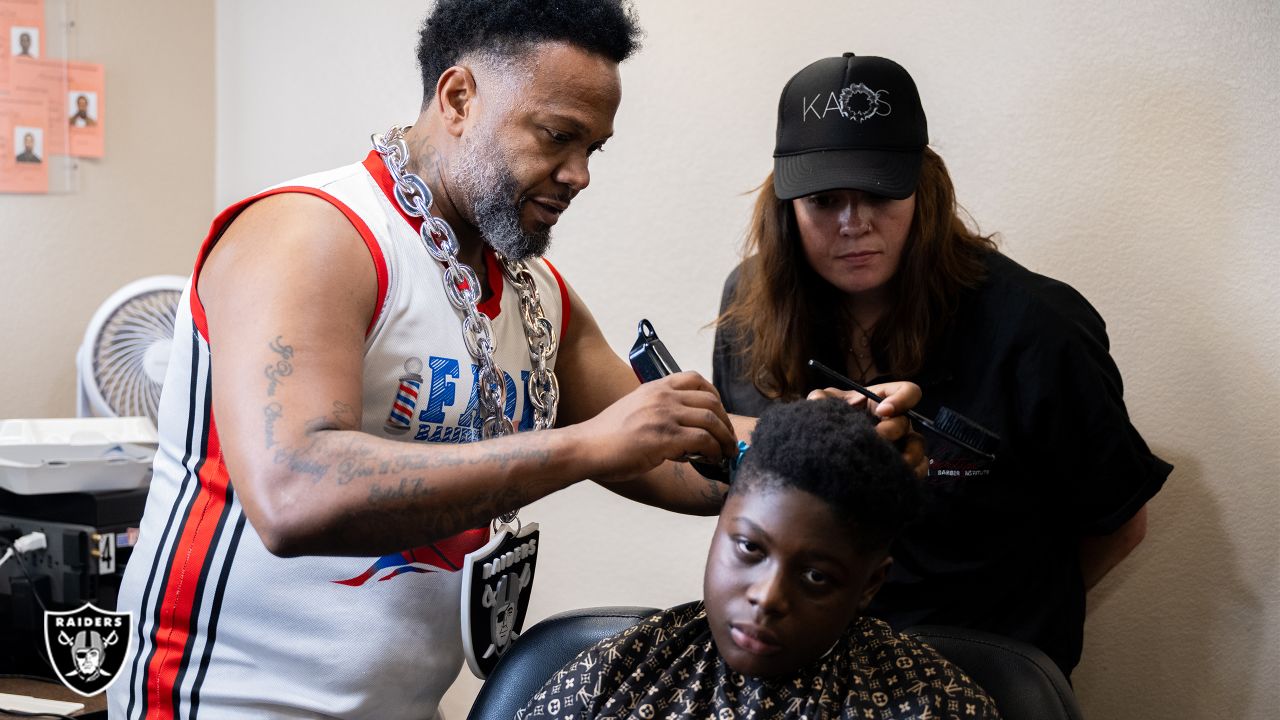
109, 152, 568, 720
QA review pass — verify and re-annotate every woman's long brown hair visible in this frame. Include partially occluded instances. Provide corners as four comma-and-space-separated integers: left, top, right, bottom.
718, 148, 997, 400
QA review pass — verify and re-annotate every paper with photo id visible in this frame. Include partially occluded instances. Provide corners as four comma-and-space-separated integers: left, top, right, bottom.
6, 56, 65, 155
1, 0, 45, 73
0, 93, 48, 193
1, 0, 45, 57
1, 0, 45, 91
65, 61, 103, 157
5, 60, 104, 159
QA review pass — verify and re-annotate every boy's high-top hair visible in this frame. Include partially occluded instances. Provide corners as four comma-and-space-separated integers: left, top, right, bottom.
732, 399, 921, 552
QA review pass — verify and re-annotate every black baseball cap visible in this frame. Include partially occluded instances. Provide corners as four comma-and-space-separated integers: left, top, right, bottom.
773, 53, 928, 201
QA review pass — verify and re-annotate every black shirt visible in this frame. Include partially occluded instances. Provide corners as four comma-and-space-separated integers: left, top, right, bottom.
712, 252, 1171, 675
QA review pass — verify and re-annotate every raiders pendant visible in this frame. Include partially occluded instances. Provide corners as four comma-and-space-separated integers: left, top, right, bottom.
460, 521, 540, 678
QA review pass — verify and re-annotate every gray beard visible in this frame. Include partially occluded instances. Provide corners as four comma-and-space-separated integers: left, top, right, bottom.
454, 133, 551, 261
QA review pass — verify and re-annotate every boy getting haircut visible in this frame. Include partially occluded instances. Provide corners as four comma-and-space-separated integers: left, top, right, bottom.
519, 399, 1000, 719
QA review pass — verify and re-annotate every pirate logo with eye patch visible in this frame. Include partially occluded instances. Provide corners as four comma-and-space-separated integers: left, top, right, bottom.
44, 603, 133, 696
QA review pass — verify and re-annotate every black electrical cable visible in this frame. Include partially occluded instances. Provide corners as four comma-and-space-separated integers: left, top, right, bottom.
0, 538, 58, 674
4, 548, 50, 614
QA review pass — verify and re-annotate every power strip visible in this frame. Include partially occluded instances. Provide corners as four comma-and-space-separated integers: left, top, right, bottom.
0, 514, 115, 606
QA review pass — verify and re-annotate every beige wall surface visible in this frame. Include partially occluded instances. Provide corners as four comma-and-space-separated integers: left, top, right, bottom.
0, 0, 216, 419
213, 0, 1280, 718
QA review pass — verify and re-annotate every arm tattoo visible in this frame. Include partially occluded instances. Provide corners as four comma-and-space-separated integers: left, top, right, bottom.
358, 447, 548, 540
265, 336, 294, 396
273, 438, 331, 481
363, 480, 525, 541
264, 381, 556, 545
467, 446, 553, 470
293, 416, 370, 484
672, 461, 728, 507
264, 402, 283, 449
702, 477, 729, 506
331, 400, 356, 428
367, 476, 434, 503
304, 400, 360, 434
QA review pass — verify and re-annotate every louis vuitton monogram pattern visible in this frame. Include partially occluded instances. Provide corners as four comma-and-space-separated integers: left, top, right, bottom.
518, 602, 999, 720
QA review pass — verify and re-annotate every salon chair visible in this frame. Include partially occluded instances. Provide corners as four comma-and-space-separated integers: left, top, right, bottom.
466, 606, 1084, 720
903, 625, 1084, 720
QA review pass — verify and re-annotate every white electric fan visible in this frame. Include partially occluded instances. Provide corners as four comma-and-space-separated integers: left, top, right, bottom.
76, 275, 188, 423
0, 277, 183, 496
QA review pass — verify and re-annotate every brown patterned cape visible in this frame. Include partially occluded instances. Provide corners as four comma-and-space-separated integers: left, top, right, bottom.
517, 601, 1000, 720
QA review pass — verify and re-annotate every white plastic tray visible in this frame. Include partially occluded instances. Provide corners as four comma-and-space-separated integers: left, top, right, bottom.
0, 417, 159, 495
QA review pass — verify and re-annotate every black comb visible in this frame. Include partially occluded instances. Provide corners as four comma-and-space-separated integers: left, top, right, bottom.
808, 360, 999, 461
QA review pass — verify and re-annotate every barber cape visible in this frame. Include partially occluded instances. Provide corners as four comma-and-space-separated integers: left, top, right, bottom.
518, 601, 1000, 720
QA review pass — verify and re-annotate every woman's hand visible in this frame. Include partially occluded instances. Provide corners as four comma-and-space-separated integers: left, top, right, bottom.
807, 381, 928, 478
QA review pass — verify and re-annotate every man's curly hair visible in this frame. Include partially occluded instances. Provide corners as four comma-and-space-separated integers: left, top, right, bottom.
731, 399, 921, 552
416, 0, 642, 102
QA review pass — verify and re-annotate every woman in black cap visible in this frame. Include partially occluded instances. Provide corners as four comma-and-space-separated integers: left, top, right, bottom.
712, 53, 1171, 677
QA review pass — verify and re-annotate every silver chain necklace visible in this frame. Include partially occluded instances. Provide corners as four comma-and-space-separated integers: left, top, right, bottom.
372, 126, 560, 523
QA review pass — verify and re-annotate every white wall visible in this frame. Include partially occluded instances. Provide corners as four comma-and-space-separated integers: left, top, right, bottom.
217, 1, 1280, 717
0, 0, 215, 419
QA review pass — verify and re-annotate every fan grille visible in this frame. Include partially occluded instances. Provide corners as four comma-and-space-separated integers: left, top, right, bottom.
92, 288, 182, 420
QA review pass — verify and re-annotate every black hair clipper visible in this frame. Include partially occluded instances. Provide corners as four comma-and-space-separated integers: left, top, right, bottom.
629, 319, 681, 382
628, 319, 732, 481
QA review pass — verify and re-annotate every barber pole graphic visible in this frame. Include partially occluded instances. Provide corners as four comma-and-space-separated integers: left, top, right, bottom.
384, 357, 424, 435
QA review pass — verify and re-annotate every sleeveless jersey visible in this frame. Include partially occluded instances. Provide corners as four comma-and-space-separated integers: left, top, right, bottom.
109, 151, 569, 720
